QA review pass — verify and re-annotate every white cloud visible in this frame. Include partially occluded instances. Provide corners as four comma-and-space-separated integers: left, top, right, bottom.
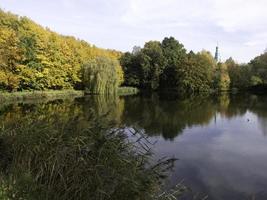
210, 0, 267, 32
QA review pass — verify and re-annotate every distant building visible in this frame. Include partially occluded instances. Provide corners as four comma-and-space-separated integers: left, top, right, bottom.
214, 45, 219, 62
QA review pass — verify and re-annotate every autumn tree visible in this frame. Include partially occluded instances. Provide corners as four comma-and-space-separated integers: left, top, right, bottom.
0, 27, 24, 91
0, 9, 124, 92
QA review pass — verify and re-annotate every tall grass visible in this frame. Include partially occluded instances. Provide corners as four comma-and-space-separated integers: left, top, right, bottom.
0, 112, 177, 200
0, 90, 84, 103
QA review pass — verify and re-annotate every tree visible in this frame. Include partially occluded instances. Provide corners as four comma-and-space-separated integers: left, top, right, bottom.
0, 27, 24, 91
120, 37, 215, 93
173, 51, 214, 93
140, 41, 165, 89
214, 63, 230, 91
160, 37, 187, 88
226, 58, 251, 89
120, 52, 142, 87
0, 9, 123, 92
82, 56, 120, 94
249, 52, 267, 85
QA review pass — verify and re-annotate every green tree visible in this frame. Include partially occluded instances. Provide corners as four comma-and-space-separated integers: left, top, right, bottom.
160, 37, 187, 88
82, 56, 120, 94
120, 37, 216, 93
214, 63, 230, 91
120, 52, 141, 87
140, 41, 165, 89
249, 52, 267, 86
226, 58, 252, 89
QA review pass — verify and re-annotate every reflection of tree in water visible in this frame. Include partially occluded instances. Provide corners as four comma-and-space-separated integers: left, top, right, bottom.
218, 94, 254, 118
83, 95, 125, 125
2, 93, 267, 141
258, 117, 267, 136
120, 93, 267, 139
121, 94, 216, 140
216, 94, 267, 136
0, 106, 177, 200
246, 95, 267, 136
1, 93, 267, 199
0, 96, 124, 130
248, 95, 267, 117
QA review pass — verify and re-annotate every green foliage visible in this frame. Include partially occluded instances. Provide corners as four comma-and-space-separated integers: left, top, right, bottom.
4, 8, 267, 94
250, 75, 263, 86
226, 53, 267, 90
226, 58, 251, 89
160, 37, 187, 88
213, 63, 230, 91
120, 37, 216, 93
120, 52, 142, 87
175, 51, 215, 93
0, 182, 10, 200
141, 41, 165, 89
0, 9, 123, 92
249, 52, 267, 85
82, 56, 120, 94
120, 41, 166, 90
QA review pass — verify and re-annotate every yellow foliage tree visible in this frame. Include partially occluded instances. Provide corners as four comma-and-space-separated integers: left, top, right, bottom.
0, 9, 124, 92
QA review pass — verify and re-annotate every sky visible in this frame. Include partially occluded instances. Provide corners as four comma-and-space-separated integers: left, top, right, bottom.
1, 0, 267, 63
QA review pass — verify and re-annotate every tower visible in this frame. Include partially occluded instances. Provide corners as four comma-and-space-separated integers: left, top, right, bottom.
214, 44, 219, 62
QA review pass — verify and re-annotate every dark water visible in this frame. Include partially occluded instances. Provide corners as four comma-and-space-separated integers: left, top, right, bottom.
1, 93, 267, 200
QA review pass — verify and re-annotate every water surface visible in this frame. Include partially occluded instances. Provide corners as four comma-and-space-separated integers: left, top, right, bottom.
1, 93, 267, 200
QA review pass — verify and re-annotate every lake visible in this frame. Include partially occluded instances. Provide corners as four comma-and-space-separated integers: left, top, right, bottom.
1, 93, 267, 200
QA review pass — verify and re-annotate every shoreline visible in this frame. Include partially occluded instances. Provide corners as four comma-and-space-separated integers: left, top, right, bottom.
0, 90, 85, 103
0, 87, 140, 103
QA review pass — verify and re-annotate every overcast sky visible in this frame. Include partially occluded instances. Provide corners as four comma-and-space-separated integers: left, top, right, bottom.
1, 0, 267, 63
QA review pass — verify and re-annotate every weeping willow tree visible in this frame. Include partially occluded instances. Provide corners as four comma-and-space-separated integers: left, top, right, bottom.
82, 56, 121, 94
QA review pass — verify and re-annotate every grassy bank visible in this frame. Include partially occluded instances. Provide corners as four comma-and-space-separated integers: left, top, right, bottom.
84, 87, 139, 96
0, 90, 84, 103
0, 87, 139, 103
117, 87, 139, 96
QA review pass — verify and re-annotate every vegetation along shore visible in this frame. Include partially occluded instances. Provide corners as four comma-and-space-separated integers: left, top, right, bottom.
1, 9, 267, 98
1, 6, 267, 200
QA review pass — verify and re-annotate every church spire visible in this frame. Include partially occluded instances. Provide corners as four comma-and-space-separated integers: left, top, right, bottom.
214, 43, 219, 62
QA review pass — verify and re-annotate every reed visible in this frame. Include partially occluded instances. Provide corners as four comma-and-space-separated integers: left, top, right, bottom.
0, 112, 176, 200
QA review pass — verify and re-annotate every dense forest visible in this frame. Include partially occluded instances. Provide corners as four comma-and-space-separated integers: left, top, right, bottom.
1, 9, 267, 94
0, 9, 123, 92
120, 38, 267, 93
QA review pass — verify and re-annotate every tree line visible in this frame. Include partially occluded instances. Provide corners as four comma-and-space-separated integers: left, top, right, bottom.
226, 55, 267, 90
0, 9, 123, 92
120, 37, 267, 93
1, 9, 267, 94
